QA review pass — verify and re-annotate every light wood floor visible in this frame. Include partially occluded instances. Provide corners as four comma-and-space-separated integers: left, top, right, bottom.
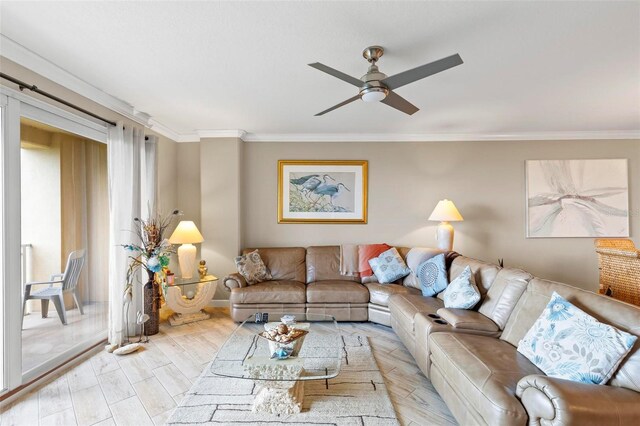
22, 302, 108, 373
1, 308, 456, 426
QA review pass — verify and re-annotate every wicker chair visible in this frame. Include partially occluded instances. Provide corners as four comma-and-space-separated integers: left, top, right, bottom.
595, 239, 640, 306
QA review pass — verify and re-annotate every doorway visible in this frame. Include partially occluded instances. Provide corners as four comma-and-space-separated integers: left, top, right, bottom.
1, 90, 109, 394
19, 118, 109, 375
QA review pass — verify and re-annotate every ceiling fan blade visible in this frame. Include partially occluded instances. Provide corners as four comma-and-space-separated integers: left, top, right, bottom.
315, 95, 361, 116
308, 62, 363, 87
382, 54, 463, 90
381, 91, 419, 115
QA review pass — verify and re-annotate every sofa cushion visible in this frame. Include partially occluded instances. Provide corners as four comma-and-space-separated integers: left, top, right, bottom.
501, 278, 640, 393
436, 308, 499, 332
366, 283, 420, 307
430, 333, 543, 426
243, 247, 306, 282
389, 294, 444, 333
230, 280, 306, 304
517, 292, 637, 385
478, 267, 532, 329
402, 247, 445, 289
306, 246, 360, 283
306, 280, 369, 304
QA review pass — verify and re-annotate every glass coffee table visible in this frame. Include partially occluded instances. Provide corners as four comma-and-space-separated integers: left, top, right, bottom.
210, 313, 342, 415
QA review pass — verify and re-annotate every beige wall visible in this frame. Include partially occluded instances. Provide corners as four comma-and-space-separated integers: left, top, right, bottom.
176, 142, 201, 228
20, 136, 61, 284
241, 139, 639, 292
153, 131, 179, 217
199, 138, 242, 299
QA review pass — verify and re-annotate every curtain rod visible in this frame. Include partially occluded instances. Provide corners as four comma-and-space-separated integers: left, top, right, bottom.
0, 72, 117, 127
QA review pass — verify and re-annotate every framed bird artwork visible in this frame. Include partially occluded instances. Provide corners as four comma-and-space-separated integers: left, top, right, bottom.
278, 160, 368, 224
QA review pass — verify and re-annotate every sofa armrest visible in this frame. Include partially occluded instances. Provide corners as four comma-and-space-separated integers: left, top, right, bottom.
436, 308, 499, 332
223, 273, 247, 291
516, 374, 640, 426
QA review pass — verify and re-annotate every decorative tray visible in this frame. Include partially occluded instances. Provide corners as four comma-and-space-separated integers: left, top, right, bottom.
258, 323, 308, 344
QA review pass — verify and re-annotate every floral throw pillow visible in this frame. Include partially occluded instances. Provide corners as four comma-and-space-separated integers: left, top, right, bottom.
368, 247, 411, 284
517, 292, 637, 385
234, 250, 272, 285
417, 253, 448, 297
442, 266, 480, 309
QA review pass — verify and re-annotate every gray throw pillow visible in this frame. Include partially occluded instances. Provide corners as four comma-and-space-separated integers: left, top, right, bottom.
234, 250, 272, 285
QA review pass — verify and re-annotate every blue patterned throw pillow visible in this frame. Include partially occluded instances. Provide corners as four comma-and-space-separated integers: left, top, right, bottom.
442, 266, 480, 309
417, 253, 448, 297
517, 292, 637, 385
368, 247, 411, 284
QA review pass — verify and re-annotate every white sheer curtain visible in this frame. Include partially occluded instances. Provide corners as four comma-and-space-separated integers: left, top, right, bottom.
142, 135, 158, 216
107, 122, 157, 345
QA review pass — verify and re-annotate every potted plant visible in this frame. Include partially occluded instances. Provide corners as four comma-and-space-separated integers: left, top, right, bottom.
123, 209, 179, 336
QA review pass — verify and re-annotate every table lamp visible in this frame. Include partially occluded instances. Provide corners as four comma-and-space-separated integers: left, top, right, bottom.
169, 221, 204, 279
428, 199, 464, 251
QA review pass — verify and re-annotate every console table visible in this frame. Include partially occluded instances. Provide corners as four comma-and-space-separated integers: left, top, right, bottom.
164, 275, 218, 325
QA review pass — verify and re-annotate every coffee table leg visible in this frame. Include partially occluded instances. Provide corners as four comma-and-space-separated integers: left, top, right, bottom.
252, 380, 304, 415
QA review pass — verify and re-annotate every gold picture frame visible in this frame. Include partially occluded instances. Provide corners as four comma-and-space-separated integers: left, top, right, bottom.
278, 160, 368, 224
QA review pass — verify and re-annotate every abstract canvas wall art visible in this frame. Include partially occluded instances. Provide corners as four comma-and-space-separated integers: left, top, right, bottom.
278, 160, 367, 223
526, 159, 629, 238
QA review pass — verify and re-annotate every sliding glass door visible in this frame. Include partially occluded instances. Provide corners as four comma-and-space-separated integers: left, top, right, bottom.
1, 97, 5, 392
20, 117, 109, 376
1, 88, 109, 394
1, 93, 22, 393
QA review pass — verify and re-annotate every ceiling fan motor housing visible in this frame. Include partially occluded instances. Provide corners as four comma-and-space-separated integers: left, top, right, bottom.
360, 64, 388, 102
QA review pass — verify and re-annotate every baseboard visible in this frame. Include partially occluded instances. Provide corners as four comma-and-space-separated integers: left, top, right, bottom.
208, 299, 229, 308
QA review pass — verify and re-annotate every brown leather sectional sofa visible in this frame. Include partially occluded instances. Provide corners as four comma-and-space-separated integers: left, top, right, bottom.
224, 246, 420, 323
224, 245, 640, 425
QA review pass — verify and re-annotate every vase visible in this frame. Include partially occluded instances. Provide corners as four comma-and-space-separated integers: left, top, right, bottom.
143, 269, 160, 335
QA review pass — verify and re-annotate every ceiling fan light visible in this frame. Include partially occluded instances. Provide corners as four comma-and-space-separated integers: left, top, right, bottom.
361, 87, 387, 102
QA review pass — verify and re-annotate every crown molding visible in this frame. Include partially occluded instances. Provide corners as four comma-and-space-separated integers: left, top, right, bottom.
147, 118, 194, 142
154, 128, 640, 144
241, 130, 640, 143
198, 129, 247, 140
145, 122, 247, 143
1, 34, 150, 126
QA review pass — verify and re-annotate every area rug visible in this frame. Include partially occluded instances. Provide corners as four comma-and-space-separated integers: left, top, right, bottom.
167, 335, 399, 425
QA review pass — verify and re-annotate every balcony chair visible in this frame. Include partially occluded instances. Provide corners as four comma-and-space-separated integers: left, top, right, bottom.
21, 249, 86, 328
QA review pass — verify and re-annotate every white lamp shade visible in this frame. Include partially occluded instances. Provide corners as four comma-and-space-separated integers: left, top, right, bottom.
428, 199, 464, 222
169, 221, 204, 244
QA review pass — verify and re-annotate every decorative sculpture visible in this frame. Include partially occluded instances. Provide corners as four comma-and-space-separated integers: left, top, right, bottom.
198, 260, 208, 279
165, 277, 218, 325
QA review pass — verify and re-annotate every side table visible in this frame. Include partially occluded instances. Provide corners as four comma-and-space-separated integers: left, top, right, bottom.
164, 275, 218, 326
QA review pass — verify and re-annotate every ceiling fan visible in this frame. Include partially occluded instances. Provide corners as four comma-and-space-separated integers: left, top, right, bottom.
308, 46, 463, 116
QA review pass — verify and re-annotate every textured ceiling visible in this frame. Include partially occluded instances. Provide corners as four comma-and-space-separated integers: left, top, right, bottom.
1, 1, 639, 139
